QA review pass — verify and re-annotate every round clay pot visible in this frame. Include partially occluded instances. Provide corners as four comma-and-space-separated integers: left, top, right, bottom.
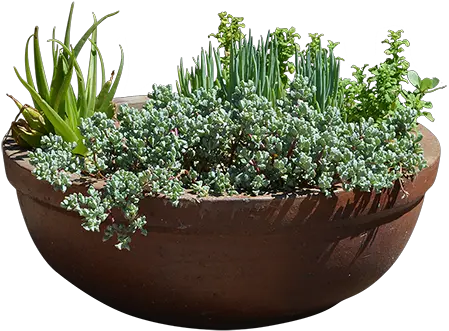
2, 96, 441, 329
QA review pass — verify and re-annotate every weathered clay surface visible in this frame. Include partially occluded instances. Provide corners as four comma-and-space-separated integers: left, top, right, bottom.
2, 97, 441, 329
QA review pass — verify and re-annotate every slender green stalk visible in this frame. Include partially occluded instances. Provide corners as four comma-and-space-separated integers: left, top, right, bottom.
25, 35, 36, 88
73, 10, 119, 58
63, 2, 75, 58
86, 14, 99, 115
33, 27, 51, 103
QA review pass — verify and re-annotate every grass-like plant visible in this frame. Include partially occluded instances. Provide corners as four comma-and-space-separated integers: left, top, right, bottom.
9, 2, 124, 155
294, 34, 343, 112
177, 31, 286, 107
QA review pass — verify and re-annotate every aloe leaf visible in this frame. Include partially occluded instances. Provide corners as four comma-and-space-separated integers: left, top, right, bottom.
49, 56, 67, 112
88, 37, 106, 86
14, 67, 78, 142
33, 27, 51, 103
75, 68, 88, 119
86, 14, 98, 115
53, 51, 75, 123
73, 10, 119, 58
52, 27, 58, 67
63, 2, 75, 57
49, 39, 88, 119
20, 132, 43, 148
64, 82, 79, 130
98, 45, 124, 118
25, 35, 36, 86
95, 76, 112, 112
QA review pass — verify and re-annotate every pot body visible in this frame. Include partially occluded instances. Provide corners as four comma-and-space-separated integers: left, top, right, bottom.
2, 110, 440, 329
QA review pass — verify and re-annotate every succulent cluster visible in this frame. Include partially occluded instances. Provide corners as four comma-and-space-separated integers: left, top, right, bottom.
16, 10, 444, 250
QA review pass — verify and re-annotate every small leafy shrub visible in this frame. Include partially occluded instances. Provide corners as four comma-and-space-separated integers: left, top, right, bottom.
340, 30, 445, 123
208, 11, 246, 74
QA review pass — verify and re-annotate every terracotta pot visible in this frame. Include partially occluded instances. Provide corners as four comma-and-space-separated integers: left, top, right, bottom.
2, 96, 441, 329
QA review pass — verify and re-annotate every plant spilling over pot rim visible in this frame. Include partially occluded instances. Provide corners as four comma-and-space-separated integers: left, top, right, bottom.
7, 7, 445, 250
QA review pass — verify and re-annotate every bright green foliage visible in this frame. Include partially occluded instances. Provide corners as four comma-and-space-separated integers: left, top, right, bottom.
9, 2, 123, 154
208, 11, 245, 74
270, 27, 301, 85
30, 77, 428, 248
401, 70, 446, 122
339, 30, 445, 123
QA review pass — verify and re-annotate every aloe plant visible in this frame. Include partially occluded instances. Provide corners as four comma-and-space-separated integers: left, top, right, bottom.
9, 2, 124, 155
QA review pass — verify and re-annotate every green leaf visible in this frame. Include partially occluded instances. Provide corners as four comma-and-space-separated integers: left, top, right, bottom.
88, 37, 106, 87
63, 2, 75, 58
86, 14, 99, 115
422, 111, 435, 122
25, 34, 34, 88
14, 67, 78, 142
423, 101, 433, 109
33, 27, 51, 103
52, 50, 75, 119
49, 39, 88, 119
73, 10, 119, 58
52, 27, 58, 67
407, 70, 420, 88
49, 56, 67, 117
98, 45, 124, 118
431, 77, 439, 89
95, 77, 112, 112
420, 78, 433, 92
64, 83, 79, 130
